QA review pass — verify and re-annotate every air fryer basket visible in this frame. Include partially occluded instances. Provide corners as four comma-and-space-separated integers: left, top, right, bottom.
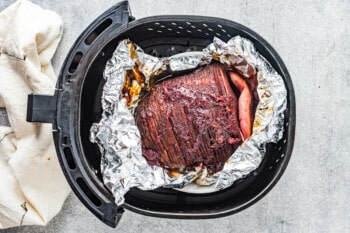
27, 1, 295, 228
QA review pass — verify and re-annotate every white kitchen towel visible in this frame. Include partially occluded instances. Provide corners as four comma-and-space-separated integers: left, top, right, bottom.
0, 0, 70, 229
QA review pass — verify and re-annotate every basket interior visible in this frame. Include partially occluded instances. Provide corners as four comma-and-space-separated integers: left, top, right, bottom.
76, 17, 293, 216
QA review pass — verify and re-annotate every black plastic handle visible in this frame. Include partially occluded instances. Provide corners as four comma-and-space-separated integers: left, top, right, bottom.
27, 94, 56, 123
25, 1, 133, 228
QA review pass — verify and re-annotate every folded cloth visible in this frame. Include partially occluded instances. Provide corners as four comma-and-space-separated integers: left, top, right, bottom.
0, 0, 70, 229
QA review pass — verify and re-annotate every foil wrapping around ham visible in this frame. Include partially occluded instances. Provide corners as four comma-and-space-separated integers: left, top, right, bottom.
90, 36, 287, 205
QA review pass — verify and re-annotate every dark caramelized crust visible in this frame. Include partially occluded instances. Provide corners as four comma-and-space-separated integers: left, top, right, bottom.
135, 64, 242, 173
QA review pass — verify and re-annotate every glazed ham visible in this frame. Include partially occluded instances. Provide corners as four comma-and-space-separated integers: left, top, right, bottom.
135, 64, 246, 174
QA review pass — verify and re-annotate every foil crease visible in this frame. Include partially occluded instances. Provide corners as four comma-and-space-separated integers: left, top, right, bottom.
90, 36, 287, 205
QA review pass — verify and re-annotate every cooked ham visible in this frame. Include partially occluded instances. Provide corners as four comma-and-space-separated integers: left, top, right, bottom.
135, 64, 244, 174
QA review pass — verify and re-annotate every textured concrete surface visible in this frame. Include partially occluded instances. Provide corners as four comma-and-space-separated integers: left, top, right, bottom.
0, 0, 349, 232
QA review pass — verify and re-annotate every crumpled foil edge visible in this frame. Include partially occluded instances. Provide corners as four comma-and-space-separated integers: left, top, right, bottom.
211, 37, 287, 189
90, 36, 287, 205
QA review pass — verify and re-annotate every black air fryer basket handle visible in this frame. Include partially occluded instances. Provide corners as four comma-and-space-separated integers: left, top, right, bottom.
27, 94, 56, 123
26, 1, 133, 228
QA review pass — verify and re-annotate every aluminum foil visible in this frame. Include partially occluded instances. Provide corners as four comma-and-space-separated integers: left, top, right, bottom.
90, 36, 287, 205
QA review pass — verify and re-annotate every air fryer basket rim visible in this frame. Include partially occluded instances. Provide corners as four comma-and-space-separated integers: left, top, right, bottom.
73, 13, 296, 221
86, 14, 296, 216
27, 1, 295, 228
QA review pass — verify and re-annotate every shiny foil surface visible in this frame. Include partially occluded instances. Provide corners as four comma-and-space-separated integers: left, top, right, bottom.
90, 36, 287, 205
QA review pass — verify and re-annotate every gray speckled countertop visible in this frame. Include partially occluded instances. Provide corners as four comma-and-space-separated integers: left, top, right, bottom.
1, 0, 349, 232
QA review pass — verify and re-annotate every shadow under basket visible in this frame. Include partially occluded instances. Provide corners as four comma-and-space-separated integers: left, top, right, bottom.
26, 1, 295, 228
